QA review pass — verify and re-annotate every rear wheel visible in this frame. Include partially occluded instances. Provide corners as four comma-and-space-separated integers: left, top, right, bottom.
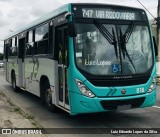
12, 73, 18, 92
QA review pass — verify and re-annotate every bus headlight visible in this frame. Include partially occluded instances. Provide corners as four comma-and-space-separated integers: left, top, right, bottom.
75, 79, 95, 98
148, 78, 156, 93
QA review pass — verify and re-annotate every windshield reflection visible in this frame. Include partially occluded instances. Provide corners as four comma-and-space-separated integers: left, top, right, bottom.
74, 23, 153, 76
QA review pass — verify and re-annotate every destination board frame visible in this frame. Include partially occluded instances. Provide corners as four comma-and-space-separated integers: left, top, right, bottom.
71, 4, 147, 21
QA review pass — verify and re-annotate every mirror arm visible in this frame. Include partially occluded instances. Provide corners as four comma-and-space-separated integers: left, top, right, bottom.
65, 12, 77, 37
65, 12, 73, 19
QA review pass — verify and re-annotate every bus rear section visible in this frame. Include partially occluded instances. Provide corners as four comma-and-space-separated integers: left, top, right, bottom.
67, 4, 157, 115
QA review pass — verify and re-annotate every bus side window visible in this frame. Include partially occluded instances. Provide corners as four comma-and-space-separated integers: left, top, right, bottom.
55, 29, 62, 62
35, 23, 49, 55
8, 37, 17, 57
18, 36, 26, 59
26, 30, 34, 56
4, 43, 9, 60
8, 39, 12, 56
64, 28, 69, 67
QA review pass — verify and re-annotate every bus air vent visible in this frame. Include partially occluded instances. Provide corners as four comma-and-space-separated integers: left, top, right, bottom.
89, 76, 149, 87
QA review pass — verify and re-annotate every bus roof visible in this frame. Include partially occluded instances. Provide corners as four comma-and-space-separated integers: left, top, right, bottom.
4, 3, 145, 40
72, 3, 144, 10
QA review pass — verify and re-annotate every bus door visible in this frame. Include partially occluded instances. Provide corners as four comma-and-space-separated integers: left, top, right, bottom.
55, 25, 70, 110
18, 35, 25, 88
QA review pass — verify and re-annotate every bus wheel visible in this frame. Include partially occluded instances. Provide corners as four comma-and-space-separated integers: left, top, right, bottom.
12, 73, 17, 92
45, 88, 56, 112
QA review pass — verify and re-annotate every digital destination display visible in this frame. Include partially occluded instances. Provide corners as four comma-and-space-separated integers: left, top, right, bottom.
81, 8, 141, 20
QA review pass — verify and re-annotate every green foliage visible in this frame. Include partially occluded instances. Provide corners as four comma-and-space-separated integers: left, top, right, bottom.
0, 53, 3, 60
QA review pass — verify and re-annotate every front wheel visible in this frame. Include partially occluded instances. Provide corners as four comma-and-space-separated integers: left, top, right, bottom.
45, 88, 57, 112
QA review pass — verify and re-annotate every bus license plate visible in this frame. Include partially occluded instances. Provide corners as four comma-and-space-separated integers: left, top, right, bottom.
117, 105, 131, 111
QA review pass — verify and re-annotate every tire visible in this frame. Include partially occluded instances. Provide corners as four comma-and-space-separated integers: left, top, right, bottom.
12, 73, 18, 92
45, 88, 58, 112
43, 83, 57, 112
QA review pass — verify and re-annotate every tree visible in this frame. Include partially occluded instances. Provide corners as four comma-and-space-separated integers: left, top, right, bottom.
0, 53, 4, 60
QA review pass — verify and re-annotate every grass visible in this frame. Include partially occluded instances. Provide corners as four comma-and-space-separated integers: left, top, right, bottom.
0, 92, 5, 97
25, 113, 36, 120
0, 87, 42, 128
13, 107, 21, 112
7, 98, 15, 106
31, 121, 39, 128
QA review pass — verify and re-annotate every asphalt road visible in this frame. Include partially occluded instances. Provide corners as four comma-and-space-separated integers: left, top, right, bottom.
0, 68, 160, 137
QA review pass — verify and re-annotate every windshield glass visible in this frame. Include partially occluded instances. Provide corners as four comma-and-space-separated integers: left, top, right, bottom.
74, 22, 153, 76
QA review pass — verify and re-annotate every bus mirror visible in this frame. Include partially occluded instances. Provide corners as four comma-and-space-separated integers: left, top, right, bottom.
153, 36, 158, 56
68, 21, 77, 37
65, 12, 77, 37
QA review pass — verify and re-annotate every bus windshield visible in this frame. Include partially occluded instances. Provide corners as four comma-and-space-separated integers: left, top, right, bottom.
74, 22, 153, 76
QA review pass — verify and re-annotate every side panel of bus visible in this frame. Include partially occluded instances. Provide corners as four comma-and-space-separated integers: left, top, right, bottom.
24, 57, 56, 97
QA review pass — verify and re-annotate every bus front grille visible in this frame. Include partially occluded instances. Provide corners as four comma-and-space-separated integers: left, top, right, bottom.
89, 76, 149, 87
100, 97, 146, 110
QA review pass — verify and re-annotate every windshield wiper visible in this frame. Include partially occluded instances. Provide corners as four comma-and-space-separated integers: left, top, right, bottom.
119, 21, 135, 59
119, 27, 136, 72
94, 20, 118, 59
112, 28, 118, 59
124, 21, 134, 43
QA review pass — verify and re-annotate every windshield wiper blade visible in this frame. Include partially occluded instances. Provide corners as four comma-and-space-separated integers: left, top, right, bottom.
119, 21, 135, 59
124, 21, 135, 43
119, 29, 126, 59
119, 28, 136, 72
94, 20, 118, 59
112, 28, 118, 59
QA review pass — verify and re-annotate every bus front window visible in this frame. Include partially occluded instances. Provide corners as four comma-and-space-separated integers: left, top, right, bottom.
75, 23, 118, 75
74, 23, 153, 76
118, 25, 153, 74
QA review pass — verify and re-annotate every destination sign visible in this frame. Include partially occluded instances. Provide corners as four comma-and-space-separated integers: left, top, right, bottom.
81, 8, 141, 20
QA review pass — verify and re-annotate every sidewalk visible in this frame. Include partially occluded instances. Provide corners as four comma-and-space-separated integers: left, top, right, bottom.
0, 87, 47, 137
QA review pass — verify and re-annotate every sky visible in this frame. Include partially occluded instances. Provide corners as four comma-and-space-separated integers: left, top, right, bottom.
0, 0, 158, 53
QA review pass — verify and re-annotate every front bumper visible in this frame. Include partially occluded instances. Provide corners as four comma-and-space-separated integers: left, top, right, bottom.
70, 89, 156, 115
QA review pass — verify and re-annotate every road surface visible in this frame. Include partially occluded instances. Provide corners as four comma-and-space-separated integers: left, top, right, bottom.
0, 68, 160, 137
